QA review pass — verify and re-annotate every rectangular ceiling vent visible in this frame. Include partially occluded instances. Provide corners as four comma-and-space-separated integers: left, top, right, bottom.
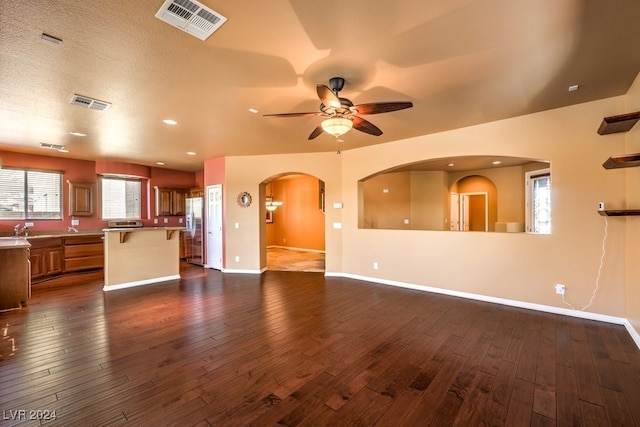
70, 94, 111, 111
155, 0, 227, 41
40, 142, 65, 150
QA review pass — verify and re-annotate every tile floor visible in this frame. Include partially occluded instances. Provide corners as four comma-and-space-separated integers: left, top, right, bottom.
266, 247, 325, 272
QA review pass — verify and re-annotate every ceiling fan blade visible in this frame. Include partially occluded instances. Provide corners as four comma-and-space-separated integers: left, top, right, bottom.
308, 125, 323, 140
353, 116, 383, 136
317, 84, 341, 109
263, 112, 319, 118
353, 101, 413, 115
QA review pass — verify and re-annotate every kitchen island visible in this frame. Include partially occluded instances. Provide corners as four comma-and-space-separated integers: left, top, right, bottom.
0, 237, 31, 311
103, 226, 184, 291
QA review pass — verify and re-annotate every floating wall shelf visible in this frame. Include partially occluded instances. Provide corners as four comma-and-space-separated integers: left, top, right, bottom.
602, 153, 640, 169
598, 209, 640, 217
597, 111, 640, 135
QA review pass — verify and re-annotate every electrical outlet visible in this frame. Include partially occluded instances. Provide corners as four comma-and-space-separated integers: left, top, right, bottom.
25, 222, 34, 227
555, 284, 565, 295
373, 262, 379, 270
235, 256, 240, 262
71, 219, 79, 226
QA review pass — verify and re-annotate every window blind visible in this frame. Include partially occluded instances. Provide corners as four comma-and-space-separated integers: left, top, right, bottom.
0, 168, 62, 220
101, 177, 141, 220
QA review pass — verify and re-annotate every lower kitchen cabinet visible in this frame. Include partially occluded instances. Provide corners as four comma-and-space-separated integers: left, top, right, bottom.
29, 237, 63, 282
28, 234, 105, 283
64, 234, 104, 272
0, 245, 30, 310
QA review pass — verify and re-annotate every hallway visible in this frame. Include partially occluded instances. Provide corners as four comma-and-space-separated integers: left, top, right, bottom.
266, 247, 325, 272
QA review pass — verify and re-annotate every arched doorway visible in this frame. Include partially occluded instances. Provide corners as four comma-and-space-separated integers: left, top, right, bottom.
261, 174, 326, 272
450, 175, 498, 231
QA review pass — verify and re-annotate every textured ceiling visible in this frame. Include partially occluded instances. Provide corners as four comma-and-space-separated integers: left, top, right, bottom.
1, 0, 640, 172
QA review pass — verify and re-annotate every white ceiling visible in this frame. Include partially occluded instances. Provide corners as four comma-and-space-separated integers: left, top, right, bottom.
1, 0, 640, 172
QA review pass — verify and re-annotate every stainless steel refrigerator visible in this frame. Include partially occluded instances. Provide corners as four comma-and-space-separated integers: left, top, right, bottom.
185, 196, 204, 265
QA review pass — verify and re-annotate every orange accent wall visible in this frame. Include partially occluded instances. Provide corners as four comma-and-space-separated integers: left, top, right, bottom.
268, 175, 325, 251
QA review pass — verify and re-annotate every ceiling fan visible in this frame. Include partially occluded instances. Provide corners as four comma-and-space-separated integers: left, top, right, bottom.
264, 77, 413, 139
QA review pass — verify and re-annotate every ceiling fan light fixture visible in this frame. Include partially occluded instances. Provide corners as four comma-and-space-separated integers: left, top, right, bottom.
321, 117, 352, 137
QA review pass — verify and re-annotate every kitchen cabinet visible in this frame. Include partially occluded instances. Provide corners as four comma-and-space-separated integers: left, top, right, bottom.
64, 234, 104, 272
189, 188, 204, 198
179, 230, 186, 259
0, 240, 30, 311
29, 237, 63, 282
155, 187, 187, 216
68, 181, 96, 216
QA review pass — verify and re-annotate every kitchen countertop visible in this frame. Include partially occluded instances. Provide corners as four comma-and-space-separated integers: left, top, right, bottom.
0, 230, 104, 239
0, 237, 31, 250
103, 226, 185, 232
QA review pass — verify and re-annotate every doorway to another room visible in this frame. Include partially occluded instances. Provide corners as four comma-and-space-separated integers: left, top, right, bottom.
263, 174, 326, 272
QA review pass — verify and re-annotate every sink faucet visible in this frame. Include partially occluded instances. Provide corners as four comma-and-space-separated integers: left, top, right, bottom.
14, 223, 29, 236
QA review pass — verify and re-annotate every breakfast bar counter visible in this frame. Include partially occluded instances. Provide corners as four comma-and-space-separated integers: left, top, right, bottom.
102, 226, 184, 291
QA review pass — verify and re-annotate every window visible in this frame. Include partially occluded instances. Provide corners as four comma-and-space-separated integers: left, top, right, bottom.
0, 168, 62, 220
526, 169, 551, 234
101, 176, 141, 220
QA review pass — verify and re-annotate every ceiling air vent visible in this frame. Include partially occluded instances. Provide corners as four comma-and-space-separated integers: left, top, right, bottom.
40, 142, 65, 150
70, 94, 111, 111
155, 0, 227, 41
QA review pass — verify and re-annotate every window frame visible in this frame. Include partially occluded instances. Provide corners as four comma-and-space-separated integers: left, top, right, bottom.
0, 167, 63, 220
525, 168, 551, 234
100, 175, 143, 220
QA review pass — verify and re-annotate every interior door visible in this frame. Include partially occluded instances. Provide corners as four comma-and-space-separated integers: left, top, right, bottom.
207, 185, 223, 270
461, 192, 488, 231
450, 192, 459, 230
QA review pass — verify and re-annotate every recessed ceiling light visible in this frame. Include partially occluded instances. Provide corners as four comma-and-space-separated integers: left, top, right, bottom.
568, 84, 580, 92
163, 119, 178, 125
492, 160, 502, 165
58, 148, 69, 153
69, 131, 86, 137
248, 108, 259, 114
448, 163, 455, 167
186, 151, 196, 156
156, 161, 165, 166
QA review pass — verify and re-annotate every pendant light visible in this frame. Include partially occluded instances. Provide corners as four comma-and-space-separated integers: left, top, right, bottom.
266, 183, 283, 211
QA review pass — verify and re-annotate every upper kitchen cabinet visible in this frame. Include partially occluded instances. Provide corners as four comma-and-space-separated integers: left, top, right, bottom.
155, 187, 187, 216
68, 181, 96, 216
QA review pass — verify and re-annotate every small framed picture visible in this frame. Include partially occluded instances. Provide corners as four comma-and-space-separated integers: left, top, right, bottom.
266, 210, 274, 223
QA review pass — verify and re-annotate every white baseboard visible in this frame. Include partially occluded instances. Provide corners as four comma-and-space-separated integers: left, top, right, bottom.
103, 274, 180, 291
624, 320, 640, 350
325, 272, 639, 348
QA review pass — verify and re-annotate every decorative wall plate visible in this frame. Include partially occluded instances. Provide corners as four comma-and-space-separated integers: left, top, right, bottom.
237, 191, 252, 207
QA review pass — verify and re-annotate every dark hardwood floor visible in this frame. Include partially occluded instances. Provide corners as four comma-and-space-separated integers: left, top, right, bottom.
1, 263, 639, 426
